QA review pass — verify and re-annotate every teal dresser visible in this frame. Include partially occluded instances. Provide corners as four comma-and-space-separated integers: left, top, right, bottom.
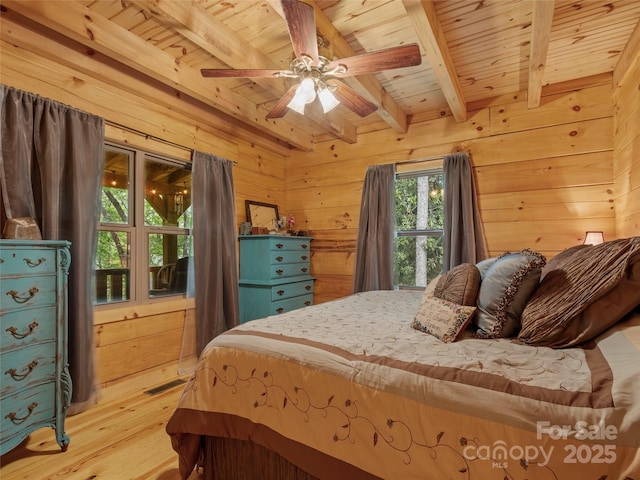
238, 235, 314, 322
0, 240, 72, 454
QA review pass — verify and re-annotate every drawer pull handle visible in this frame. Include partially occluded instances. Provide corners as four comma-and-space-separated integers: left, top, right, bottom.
6, 287, 39, 304
275, 243, 284, 249
6, 321, 39, 339
275, 256, 283, 262
24, 257, 47, 268
277, 290, 285, 296
276, 308, 284, 314
5, 360, 39, 381
301, 244, 308, 249
5, 402, 38, 424
305, 285, 311, 291
301, 267, 308, 273
304, 301, 311, 306
275, 269, 283, 275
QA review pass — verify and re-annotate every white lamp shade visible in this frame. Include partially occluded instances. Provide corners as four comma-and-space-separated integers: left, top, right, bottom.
287, 95, 306, 114
318, 87, 340, 113
584, 231, 604, 245
287, 78, 317, 114
297, 78, 316, 104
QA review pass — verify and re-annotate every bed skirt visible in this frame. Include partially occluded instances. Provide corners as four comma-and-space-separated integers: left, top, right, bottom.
202, 436, 317, 480
201, 436, 379, 480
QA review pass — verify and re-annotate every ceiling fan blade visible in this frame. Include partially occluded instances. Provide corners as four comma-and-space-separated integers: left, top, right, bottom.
201, 68, 287, 78
281, 0, 319, 65
326, 44, 422, 77
328, 80, 378, 117
265, 84, 299, 119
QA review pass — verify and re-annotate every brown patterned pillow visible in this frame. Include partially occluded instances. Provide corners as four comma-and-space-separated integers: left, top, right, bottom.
539, 244, 590, 281
434, 263, 481, 306
518, 237, 640, 347
424, 274, 441, 297
411, 295, 476, 343
474, 249, 546, 339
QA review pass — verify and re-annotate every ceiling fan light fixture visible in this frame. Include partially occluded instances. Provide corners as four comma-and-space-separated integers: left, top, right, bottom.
297, 78, 317, 104
318, 87, 340, 113
287, 95, 307, 114
200, 0, 422, 120
287, 77, 317, 114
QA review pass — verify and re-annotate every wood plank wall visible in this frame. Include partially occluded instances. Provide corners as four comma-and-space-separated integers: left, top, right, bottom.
612, 48, 640, 238
286, 78, 619, 304
0, 14, 288, 392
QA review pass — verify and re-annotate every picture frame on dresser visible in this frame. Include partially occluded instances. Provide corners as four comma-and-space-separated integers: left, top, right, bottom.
0, 240, 73, 455
245, 200, 279, 232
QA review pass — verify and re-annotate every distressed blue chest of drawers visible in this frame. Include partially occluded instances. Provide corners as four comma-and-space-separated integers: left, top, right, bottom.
238, 235, 314, 322
0, 240, 72, 455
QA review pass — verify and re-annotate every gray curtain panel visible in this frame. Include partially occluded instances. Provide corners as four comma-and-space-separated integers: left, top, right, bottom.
353, 163, 395, 293
0, 84, 104, 411
443, 152, 488, 271
191, 151, 240, 355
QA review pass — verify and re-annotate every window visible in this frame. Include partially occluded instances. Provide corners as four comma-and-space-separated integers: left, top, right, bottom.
394, 169, 444, 288
95, 143, 192, 305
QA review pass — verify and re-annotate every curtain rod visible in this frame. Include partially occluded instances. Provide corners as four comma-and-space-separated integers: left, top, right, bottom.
106, 120, 193, 153
105, 120, 238, 165
395, 154, 446, 166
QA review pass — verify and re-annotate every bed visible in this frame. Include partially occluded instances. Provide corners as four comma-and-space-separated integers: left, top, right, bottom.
167, 238, 640, 479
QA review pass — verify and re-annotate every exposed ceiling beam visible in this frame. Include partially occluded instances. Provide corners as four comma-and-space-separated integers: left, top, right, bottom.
265, 0, 411, 133
131, 0, 357, 144
528, 0, 555, 109
2, 0, 315, 151
403, 0, 467, 122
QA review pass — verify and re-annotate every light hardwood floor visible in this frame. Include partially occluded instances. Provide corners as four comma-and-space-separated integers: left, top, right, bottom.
0, 378, 202, 480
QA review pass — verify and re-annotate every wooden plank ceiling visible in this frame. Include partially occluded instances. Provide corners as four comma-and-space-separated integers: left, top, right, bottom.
3, 0, 639, 151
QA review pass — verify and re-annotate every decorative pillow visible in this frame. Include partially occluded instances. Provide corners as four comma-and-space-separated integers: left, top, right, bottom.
411, 295, 476, 343
539, 244, 590, 281
518, 237, 640, 348
475, 255, 499, 277
424, 274, 442, 297
434, 263, 481, 306
474, 249, 547, 339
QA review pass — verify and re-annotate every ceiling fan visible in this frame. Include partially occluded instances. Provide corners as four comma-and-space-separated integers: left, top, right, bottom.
200, 0, 422, 119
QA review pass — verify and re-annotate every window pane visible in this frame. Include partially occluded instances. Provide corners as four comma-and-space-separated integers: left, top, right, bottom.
148, 233, 193, 297
395, 234, 444, 288
94, 230, 130, 303
145, 160, 192, 229
395, 173, 444, 230
101, 149, 130, 224
394, 169, 445, 288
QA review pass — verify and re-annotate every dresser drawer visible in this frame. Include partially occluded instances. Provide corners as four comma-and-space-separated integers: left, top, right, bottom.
270, 294, 313, 315
268, 237, 310, 252
1, 383, 56, 444
0, 248, 57, 276
1, 343, 56, 397
270, 250, 310, 265
271, 279, 314, 301
0, 276, 57, 313
269, 263, 310, 279
1, 306, 57, 352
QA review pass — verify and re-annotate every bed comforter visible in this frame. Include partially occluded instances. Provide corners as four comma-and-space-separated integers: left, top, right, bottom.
167, 290, 640, 479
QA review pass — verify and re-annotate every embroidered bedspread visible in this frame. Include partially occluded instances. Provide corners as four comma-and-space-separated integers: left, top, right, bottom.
167, 291, 640, 479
